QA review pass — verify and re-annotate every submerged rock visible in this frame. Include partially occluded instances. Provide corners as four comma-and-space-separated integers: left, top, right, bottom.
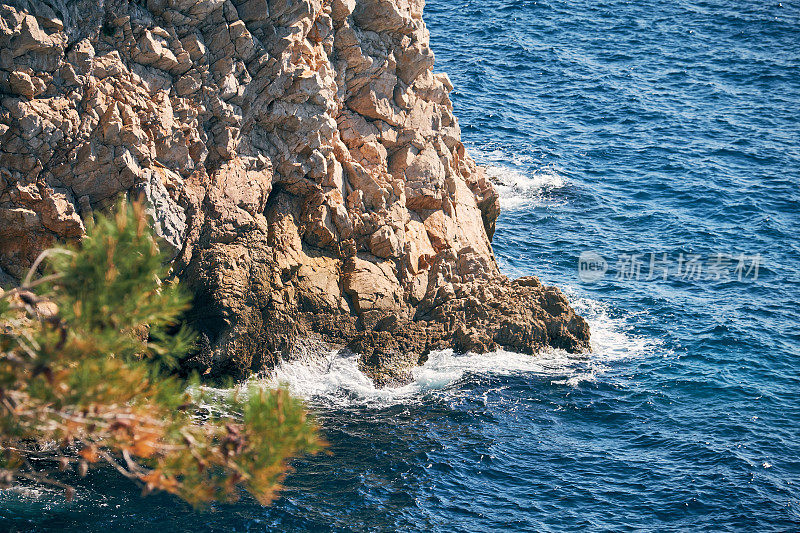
0, 0, 589, 385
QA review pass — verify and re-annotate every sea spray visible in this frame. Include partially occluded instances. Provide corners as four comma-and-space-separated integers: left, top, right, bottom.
469, 146, 569, 210
253, 297, 659, 408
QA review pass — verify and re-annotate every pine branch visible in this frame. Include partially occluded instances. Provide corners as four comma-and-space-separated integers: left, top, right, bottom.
0, 201, 322, 506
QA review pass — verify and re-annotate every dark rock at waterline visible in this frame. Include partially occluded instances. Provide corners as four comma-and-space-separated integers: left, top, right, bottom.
345, 269, 590, 387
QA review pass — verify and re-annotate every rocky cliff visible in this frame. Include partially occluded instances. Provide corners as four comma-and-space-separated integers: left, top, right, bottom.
0, 0, 590, 385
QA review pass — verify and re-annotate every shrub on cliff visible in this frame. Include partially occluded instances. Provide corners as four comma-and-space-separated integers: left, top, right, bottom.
0, 202, 321, 506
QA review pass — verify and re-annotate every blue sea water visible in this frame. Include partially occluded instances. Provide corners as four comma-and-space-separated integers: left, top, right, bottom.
3, 0, 800, 531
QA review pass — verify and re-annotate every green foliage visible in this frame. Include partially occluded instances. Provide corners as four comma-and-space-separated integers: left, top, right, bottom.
0, 202, 321, 505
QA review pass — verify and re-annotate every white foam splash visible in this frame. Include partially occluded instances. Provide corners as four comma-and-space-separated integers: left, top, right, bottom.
259, 349, 581, 408
0, 484, 109, 510
1, 486, 55, 501
486, 164, 567, 210
468, 146, 568, 210
570, 294, 660, 362
245, 296, 660, 409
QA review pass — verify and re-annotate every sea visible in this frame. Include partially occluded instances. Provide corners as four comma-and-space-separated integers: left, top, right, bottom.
2, 0, 799, 531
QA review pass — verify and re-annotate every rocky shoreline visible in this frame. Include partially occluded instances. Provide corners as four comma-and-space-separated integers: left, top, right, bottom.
0, 0, 589, 386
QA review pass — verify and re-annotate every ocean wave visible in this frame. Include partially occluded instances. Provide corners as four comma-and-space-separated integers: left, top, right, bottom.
247, 296, 659, 409
487, 164, 567, 210
468, 147, 568, 210
570, 293, 662, 362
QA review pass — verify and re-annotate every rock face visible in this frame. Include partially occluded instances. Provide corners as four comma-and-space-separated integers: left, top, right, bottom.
0, 0, 590, 385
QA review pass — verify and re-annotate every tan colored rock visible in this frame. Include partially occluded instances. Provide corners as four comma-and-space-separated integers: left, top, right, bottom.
8, 69, 43, 97
404, 216, 435, 273
235, 0, 269, 23
343, 255, 401, 314
331, 0, 356, 22
0, 0, 589, 384
368, 225, 400, 259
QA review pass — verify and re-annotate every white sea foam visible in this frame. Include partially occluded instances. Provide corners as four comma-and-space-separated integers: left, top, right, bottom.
1, 486, 55, 501
259, 349, 577, 408
486, 164, 567, 210
0, 484, 110, 509
240, 296, 660, 409
468, 146, 568, 210
570, 293, 659, 363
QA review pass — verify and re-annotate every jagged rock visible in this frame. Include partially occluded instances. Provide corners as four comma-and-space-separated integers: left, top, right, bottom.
0, 0, 589, 384
132, 167, 187, 260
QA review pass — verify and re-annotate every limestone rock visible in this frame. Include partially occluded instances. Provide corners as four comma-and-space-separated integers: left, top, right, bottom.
0, 0, 589, 384
132, 168, 187, 260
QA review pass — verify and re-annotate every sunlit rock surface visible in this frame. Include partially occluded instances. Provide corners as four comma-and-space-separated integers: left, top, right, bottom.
0, 0, 589, 384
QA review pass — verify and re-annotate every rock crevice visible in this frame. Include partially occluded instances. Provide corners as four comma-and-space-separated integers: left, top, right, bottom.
0, 0, 589, 385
